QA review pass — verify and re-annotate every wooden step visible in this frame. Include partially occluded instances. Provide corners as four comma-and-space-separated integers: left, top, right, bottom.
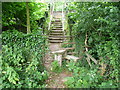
52, 28, 63, 30
53, 26, 62, 28
52, 23, 62, 26
64, 55, 79, 62
52, 20, 61, 22
48, 37, 64, 40
67, 52, 76, 55
50, 30, 63, 32
51, 22, 62, 24
49, 40, 63, 43
49, 35, 69, 38
50, 33, 64, 35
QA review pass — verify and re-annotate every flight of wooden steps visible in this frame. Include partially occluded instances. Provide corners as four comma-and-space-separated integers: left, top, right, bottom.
49, 17, 65, 43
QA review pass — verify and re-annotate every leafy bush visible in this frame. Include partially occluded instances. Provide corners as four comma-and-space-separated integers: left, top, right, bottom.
66, 2, 119, 88
51, 61, 62, 73
64, 61, 118, 88
2, 30, 48, 88
2, 2, 48, 32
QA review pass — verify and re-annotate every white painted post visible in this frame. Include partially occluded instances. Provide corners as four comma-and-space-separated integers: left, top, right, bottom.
58, 54, 62, 66
52, 49, 66, 66
55, 54, 57, 60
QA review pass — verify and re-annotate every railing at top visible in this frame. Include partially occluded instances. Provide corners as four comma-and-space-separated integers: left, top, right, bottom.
62, 2, 66, 31
48, 1, 67, 31
48, 2, 54, 31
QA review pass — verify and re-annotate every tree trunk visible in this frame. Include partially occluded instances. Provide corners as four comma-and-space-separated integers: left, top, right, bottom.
69, 24, 72, 41
26, 2, 31, 34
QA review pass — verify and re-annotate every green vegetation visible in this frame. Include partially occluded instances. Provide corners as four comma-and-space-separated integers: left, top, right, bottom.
1, 2, 49, 88
51, 60, 67, 73
2, 2, 48, 33
1, 1, 119, 88
51, 61, 62, 73
2, 30, 48, 88
65, 2, 119, 88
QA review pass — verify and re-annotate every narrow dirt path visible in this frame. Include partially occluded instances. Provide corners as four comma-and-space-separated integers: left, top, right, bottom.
44, 43, 72, 88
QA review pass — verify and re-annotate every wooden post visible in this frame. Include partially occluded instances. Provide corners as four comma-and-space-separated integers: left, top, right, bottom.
58, 54, 62, 66
52, 49, 66, 66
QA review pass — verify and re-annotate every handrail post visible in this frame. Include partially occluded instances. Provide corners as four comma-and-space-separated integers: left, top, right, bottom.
48, 1, 54, 31
62, 2, 64, 32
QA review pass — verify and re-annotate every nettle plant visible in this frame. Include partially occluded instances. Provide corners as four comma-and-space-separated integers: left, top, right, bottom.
2, 30, 48, 88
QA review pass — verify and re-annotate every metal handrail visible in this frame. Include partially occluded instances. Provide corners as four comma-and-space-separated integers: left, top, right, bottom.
48, 1, 54, 31
62, 2, 65, 31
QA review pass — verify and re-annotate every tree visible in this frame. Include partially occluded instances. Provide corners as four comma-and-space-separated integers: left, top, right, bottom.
26, 2, 31, 34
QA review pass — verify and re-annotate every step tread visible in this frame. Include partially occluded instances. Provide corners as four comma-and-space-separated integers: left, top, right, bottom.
52, 49, 66, 54
49, 40, 63, 43
50, 30, 63, 32
67, 52, 76, 55
53, 26, 62, 27
52, 23, 62, 25
52, 28, 62, 30
52, 20, 61, 22
49, 35, 69, 38
52, 22, 62, 23
65, 55, 79, 60
50, 32, 64, 35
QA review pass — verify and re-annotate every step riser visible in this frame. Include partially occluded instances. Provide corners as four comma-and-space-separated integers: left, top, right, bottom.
49, 38, 64, 40
49, 41, 63, 43
52, 26, 62, 28
51, 29, 63, 31
52, 28, 63, 30
52, 23, 62, 25
49, 35, 67, 38
49, 17, 65, 43
50, 32, 64, 34
52, 21, 61, 23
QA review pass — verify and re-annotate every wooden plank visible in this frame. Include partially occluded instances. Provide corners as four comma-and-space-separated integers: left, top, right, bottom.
67, 52, 76, 55
48, 37, 64, 40
65, 55, 79, 60
52, 49, 66, 54
85, 52, 97, 64
49, 40, 63, 43
65, 47, 75, 50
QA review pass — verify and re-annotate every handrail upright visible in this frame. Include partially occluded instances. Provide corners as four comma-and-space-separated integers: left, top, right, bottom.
48, 2, 54, 31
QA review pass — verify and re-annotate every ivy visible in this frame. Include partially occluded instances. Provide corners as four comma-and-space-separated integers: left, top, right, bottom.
2, 30, 48, 88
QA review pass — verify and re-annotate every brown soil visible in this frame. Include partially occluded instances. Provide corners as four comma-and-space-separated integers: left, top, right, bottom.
44, 43, 72, 88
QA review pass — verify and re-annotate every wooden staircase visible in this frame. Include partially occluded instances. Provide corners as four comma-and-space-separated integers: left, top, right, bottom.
49, 17, 65, 43
48, 10, 80, 66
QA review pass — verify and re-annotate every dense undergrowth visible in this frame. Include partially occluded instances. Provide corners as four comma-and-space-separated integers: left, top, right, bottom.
1, 2, 49, 88
1, 1, 120, 88
65, 2, 119, 88
2, 30, 48, 88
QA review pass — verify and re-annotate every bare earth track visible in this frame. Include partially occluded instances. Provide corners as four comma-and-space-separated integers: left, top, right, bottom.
44, 43, 72, 88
